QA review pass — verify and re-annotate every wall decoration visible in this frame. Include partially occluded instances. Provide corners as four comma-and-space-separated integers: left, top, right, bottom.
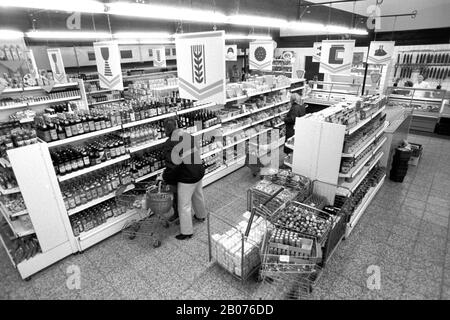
368, 41, 395, 64
46, 48, 67, 83
319, 40, 355, 75
225, 45, 237, 61
153, 47, 166, 68
249, 41, 274, 71
93, 41, 123, 90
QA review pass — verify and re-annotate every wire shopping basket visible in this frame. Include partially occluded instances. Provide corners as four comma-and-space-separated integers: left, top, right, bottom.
120, 181, 174, 248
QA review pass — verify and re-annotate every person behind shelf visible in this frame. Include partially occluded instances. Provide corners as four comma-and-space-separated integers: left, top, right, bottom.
229, 64, 241, 83
413, 75, 431, 98
283, 93, 306, 154
162, 118, 207, 240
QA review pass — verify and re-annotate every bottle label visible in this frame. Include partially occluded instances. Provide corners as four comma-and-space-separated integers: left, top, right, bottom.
89, 121, 96, 131
83, 122, 90, 133
77, 123, 84, 134
100, 120, 106, 130
94, 122, 102, 131
65, 126, 73, 137
83, 156, 90, 166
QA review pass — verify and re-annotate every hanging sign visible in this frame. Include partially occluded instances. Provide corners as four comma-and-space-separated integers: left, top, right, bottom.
153, 47, 167, 68
249, 41, 274, 71
47, 48, 67, 83
368, 41, 395, 65
319, 40, 355, 75
175, 30, 226, 104
93, 40, 123, 91
24, 49, 39, 84
312, 42, 322, 62
225, 45, 237, 61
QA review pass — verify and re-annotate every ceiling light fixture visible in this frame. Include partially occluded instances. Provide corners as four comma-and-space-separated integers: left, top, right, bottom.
0, 0, 104, 14
113, 32, 172, 39
225, 33, 272, 40
25, 31, 111, 40
0, 29, 24, 39
226, 15, 288, 29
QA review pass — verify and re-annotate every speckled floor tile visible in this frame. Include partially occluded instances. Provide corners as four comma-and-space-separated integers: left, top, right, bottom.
330, 275, 364, 299
387, 232, 416, 254
418, 222, 448, 239
423, 211, 449, 228
391, 223, 420, 241
404, 269, 441, 299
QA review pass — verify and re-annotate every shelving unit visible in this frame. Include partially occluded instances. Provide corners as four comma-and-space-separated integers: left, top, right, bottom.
88, 98, 124, 106
128, 138, 168, 154
122, 112, 177, 129
47, 125, 123, 148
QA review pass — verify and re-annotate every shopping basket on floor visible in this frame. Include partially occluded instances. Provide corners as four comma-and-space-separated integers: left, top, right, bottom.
120, 181, 174, 248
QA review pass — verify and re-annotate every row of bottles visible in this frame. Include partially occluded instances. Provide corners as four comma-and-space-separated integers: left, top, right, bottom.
70, 199, 128, 236
117, 121, 166, 147
0, 45, 25, 61
50, 135, 126, 176
177, 110, 219, 130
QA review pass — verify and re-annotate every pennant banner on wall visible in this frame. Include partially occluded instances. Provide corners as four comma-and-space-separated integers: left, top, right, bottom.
93, 40, 123, 91
225, 45, 237, 61
46, 48, 67, 83
312, 42, 322, 62
249, 41, 274, 71
319, 40, 355, 75
175, 30, 226, 104
153, 47, 166, 68
368, 41, 395, 64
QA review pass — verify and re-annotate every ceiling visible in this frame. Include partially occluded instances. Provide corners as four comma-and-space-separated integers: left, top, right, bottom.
305, 0, 450, 31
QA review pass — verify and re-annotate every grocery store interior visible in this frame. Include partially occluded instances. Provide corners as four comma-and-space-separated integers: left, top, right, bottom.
1, 0, 450, 300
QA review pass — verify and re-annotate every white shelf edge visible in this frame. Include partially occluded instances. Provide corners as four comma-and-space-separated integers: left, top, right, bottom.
58, 154, 130, 182
290, 86, 304, 92
47, 125, 122, 148
0, 185, 20, 195
122, 112, 177, 128
0, 103, 29, 110
223, 128, 272, 150
68, 184, 135, 216
191, 124, 221, 136
200, 147, 223, 159
221, 99, 289, 124
0, 202, 34, 237
128, 138, 168, 154
86, 89, 113, 95
342, 121, 389, 158
225, 85, 291, 103
88, 98, 123, 106
284, 160, 292, 168
134, 168, 165, 183
346, 106, 386, 135
176, 102, 216, 115
27, 96, 82, 107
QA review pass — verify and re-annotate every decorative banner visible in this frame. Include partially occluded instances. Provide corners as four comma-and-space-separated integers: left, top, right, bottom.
368, 41, 395, 64
175, 30, 226, 104
153, 47, 166, 68
281, 50, 295, 63
23, 49, 39, 85
249, 41, 274, 71
93, 41, 124, 91
312, 42, 322, 62
225, 45, 237, 61
46, 48, 67, 83
319, 40, 355, 75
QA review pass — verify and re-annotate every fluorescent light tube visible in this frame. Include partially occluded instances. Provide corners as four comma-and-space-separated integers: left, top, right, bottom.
0, 29, 24, 39
225, 33, 272, 40
227, 15, 288, 28
113, 32, 172, 39
25, 31, 111, 40
0, 0, 104, 14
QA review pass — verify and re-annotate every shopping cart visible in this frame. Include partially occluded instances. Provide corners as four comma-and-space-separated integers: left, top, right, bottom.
120, 180, 174, 248
207, 187, 284, 282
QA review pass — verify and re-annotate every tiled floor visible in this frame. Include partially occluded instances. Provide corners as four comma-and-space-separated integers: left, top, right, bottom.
1, 133, 450, 300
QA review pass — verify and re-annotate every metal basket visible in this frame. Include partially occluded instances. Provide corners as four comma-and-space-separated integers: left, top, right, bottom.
145, 181, 173, 216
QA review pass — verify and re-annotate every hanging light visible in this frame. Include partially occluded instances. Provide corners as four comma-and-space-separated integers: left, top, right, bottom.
0, 0, 105, 14
25, 30, 111, 40
0, 29, 24, 39
225, 33, 272, 40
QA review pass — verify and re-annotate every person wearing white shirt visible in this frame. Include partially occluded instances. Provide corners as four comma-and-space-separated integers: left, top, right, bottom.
413, 75, 431, 98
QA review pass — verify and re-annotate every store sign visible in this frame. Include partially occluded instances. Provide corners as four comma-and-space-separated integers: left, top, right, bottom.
319, 40, 355, 75
93, 40, 124, 91
153, 47, 166, 68
47, 48, 67, 83
312, 42, 322, 62
175, 30, 226, 104
249, 41, 274, 71
368, 41, 395, 64
24, 49, 39, 83
225, 45, 237, 61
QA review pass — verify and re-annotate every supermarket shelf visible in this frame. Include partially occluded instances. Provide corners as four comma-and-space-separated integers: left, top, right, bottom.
9, 209, 28, 218
47, 125, 122, 148
0, 102, 29, 110
0, 185, 20, 195
0, 202, 34, 237
191, 124, 221, 137
303, 98, 336, 107
342, 121, 389, 158
346, 175, 386, 237
274, 122, 285, 128
412, 112, 439, 119
134, 168, 165, 183
339, 136, 387, 178
0, 231, 16, 267
201, 147, 223, 159
151, 85, 178, 91
223, 114, 278, 137
221, 99, 289, 123
88, 98, 123, 106
223, 128, 272, 150
23, 82, 79, 92
67, 184, 135, 216
128, 138, 168, 154
176, 102, 216, 115
77, 209, 141, 251
338, 151, 384, 195
346, 106, 386, 135
203, 157, 246, 187
225, 85, 291, 103
0, 158, 11, 168
284, 160, 292, 168
58, 154, 130, 182
27, 96, 82, 107
122, 112, 177, 128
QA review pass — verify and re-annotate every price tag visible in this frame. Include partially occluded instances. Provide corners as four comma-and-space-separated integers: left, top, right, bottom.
279, 255, 290, 263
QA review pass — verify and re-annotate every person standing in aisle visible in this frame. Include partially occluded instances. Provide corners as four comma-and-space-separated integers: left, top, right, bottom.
162, 118, 207, 240
283, 93, 306, 154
